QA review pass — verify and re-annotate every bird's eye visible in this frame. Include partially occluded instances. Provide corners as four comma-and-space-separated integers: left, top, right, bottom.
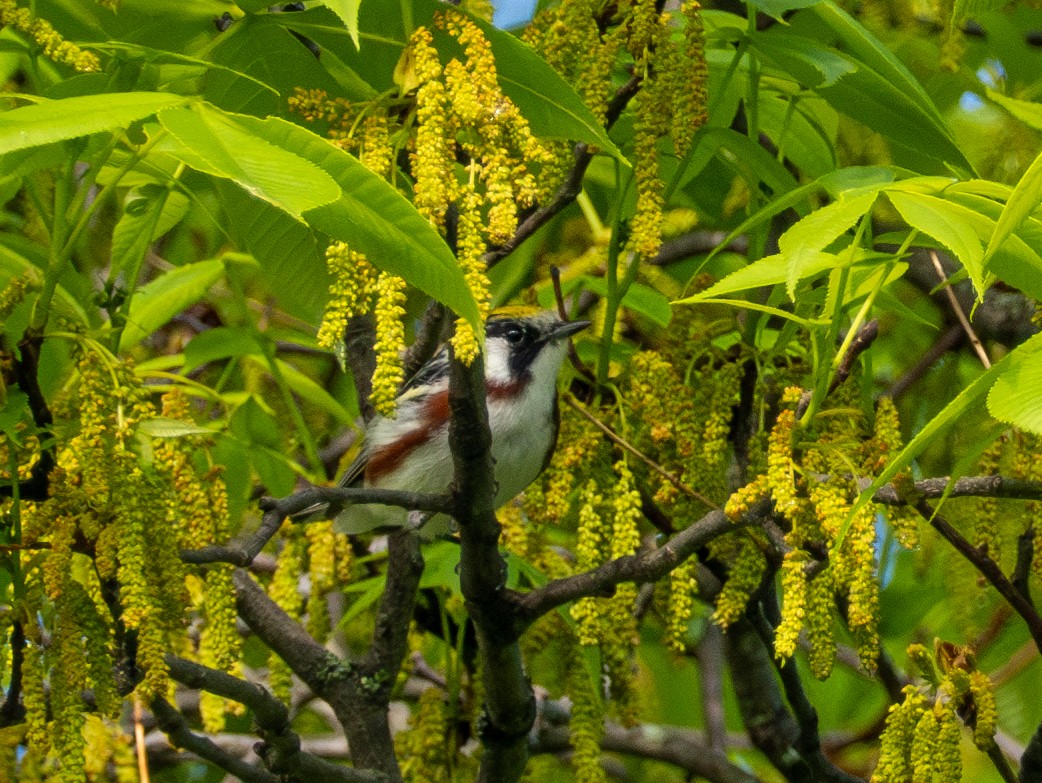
504, 325, 526, 345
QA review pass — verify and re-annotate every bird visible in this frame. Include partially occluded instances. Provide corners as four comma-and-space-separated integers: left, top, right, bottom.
331, 308, 590, 534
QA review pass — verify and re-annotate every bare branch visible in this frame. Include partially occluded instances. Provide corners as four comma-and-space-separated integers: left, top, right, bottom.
447, 347, 535, 783
165, 655, 379, 783
517, 508, 734, 623
232, 569, 402, 781
151, 697, 280, 783
180, 486, 450, 566
914, 500, 1042, 655
533, 718, 762, 783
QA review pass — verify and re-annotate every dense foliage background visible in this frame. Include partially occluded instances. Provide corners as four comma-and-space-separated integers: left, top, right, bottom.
2, 0, 1042, 782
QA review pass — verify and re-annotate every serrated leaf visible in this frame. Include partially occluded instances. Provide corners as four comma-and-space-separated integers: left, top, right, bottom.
984, 149, 1042, 267
157, 103, 342, 219
803, 4, 972, 176
322, 0, 362, 48
987, 336, 1042, 434
110, 184, 172, 282
779, 191, 878, 299
0, 92, 187, 154
120, 259, 226, 351
138, 418, 215, 438
887, 190, 985, 296
678, 252, 842, 304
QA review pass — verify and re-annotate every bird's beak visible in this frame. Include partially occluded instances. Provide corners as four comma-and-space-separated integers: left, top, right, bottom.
547, 319, 592, 342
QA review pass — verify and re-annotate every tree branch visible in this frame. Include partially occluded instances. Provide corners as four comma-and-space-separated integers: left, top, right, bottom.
447, 347, 535, 783
516, 508, 735, 624
180, 487, 450, 566
151, 697, 281, 783
165, 655, 380, 783
533, 718, 762, 783
232, 569, 402, 781
914, 501, 1042, 656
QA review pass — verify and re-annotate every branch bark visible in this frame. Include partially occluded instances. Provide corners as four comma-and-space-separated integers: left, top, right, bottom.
232, 569, 402, 781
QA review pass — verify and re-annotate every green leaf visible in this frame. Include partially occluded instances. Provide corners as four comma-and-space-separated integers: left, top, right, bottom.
138, 418, 216, 438
987, 336, 1042, 434
983, 148, 1042, 267
677, 251, 850, 304
986, 89, 1042, 131
156, 103, 342, 219
183, 326, 266, 373
227, 114, 481, 330
120, 259, 226, 351
779, 190, 878, 298
110, 184, 174, 283
886, 190, 984, 296
752, 33, 856, 87
801, 3, 973, 176
0, 92, 188, 154
748, 0, 825, 18
215, 181, 328, 322
322, 0, 362, 48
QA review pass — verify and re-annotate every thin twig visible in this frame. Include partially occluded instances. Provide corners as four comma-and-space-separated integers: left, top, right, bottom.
135, 697, 151, 783
930, 250, 991, 368
564, 395, 718, 510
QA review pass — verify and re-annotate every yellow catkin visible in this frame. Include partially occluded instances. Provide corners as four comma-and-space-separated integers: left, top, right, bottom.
775, 550, 809, 663
766, 406, 799, 521
968, 670, 997, 751
566, 640, 607, 783
602, 461, 642, 724
397, 687, 453, 783
267, 526, 307, 701
974, 437, 1004, 559
934, 703, 963, 781
713, 532, 767, 628
666, 556, 699, 652
874, 691, 924, 781
451, 186, 491, 366
358, 113, 393, 178
571, 480, 609, 645
317, 243, 377, 356
306, 520, 338, 641
909, 708, 941, 783
0, 0, 100, 71
409, 27, 456, 227
805, 568, 836, 679
725, 474, 770, 521
845, 502, 881, 672
370, 272, 408, 417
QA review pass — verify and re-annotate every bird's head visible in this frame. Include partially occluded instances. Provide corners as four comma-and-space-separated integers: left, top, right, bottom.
483, 309, 590, 389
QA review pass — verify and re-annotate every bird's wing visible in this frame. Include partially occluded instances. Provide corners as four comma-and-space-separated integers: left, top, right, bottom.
336, 447, 369, 488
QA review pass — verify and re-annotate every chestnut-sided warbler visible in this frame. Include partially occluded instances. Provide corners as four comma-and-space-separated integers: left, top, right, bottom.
332, 309, 590, 534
